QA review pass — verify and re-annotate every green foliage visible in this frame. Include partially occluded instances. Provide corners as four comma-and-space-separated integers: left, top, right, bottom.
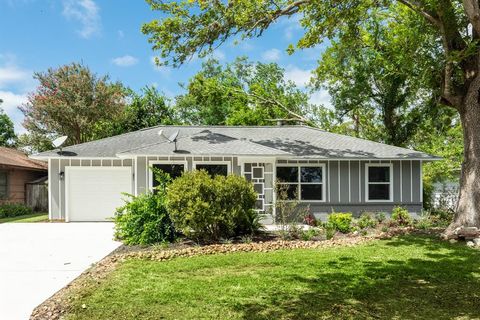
166, 170, 258, 242
113, 86, 177, 134
0, 106, 16, 147
328, 212, 353, 233
357, 213, 377, 229
0, 203, 33, 219
174, 57, 311, 125
20, 62, 127, 150
375, 212, 387, 223
114, 173, 175, 245
391, 207, 412, 226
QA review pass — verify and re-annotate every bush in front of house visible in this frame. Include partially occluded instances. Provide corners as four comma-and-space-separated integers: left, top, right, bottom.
391, 206, 412, 226
328, 212, 353, 233
0, 203, 33, 218
166, 170, 259, 242
114, 172, 176, 245
357, 213, 377, 229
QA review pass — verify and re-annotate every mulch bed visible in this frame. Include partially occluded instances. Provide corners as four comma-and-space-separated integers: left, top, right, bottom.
30, 227, 442, 320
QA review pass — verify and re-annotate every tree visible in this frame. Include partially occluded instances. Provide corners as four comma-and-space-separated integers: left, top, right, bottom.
175, 57, 311, 125
142, 0, 480, 237
0, 101, 17, 147
20, 62, 126, 148
107, 86, 177, 135
313, 5, 441, 147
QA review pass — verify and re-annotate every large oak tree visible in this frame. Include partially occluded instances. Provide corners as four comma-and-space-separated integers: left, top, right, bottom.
142, 0, 480, 237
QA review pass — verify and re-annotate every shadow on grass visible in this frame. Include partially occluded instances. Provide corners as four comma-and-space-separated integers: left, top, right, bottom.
234, 236, 480, 319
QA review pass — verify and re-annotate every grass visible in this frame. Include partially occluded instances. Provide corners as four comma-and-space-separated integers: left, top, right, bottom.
0, 213, 48, 223
65, 235, 480, 320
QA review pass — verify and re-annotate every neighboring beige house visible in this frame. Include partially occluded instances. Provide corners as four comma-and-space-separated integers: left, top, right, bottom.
0, 147, 47, 205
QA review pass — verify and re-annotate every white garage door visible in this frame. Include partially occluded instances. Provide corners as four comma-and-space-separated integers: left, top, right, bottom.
66, 167, 132, 222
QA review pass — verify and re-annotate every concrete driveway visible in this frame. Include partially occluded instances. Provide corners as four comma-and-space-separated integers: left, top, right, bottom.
0, 223, 121, 320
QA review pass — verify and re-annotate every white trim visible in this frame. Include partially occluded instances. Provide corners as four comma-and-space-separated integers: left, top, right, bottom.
358, 161, 361, 202
400, 161, 403, 202
365, 163, 394, 203
48, 159, 52, 220
148, 160, 188, 191
58, 159, 62, 219
133, 156, 137, 196
276, 163, 326, 202
420, 160, 423, 202
337, 160, 341, 202
348, 160, 351, 203
410, 160, 413, 202
327, 160, 330, 202
64, 166, 133, 222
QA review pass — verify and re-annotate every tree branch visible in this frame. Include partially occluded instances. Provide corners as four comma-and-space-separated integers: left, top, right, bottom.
397, 0, 441, 27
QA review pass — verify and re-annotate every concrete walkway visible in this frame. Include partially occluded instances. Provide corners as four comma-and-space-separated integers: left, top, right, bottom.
0, 223, 121, 320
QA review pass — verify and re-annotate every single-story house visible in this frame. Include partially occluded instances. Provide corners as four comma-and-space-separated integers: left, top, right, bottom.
31, 125, 439, 222
0, 147, 47, 206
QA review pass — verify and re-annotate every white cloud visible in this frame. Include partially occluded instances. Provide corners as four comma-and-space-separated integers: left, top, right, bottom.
0, 90, 28, 134
111, 55, 138, 67
117, 30, 124, 39
284, 65, 312, 87
262, 48, 281, 62
0, 54, 31, 90
308, 90, 332, 108
62, 0, 101, 39
281, 15, 302, 40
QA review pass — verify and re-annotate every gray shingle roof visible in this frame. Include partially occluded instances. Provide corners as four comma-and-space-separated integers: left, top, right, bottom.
32, 125, 439, 160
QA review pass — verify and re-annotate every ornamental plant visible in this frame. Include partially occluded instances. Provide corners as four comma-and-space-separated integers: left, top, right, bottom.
114, 171, 176, 245
328, 212, 353, 233
166, 170, 258, 242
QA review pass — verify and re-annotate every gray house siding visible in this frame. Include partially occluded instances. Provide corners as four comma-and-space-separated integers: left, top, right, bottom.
281, 159, 423, 217
48, 156, 423, 221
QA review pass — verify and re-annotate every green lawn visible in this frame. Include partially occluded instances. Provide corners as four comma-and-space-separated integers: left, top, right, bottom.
0, 213, 48, 223
65, 235, 480, 320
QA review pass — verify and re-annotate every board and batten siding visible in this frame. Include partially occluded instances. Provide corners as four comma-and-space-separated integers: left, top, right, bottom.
49, 156, 423, 221
277, 159, 423, 216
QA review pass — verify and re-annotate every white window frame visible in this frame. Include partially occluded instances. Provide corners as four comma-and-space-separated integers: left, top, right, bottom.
276, 163, 326, 202
193, 161, 231, 175
149, 160, 187, 191
365, 163, 393, 202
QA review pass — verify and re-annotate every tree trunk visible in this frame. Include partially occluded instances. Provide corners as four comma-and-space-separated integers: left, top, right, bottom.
443, 77, 480, 238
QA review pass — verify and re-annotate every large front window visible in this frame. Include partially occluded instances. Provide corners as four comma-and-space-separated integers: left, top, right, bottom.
366, 164, 392, 201
0, 171, 7, 199
151, 163, 185, 189
276, 166, 324, 201
194, 163, 229, 177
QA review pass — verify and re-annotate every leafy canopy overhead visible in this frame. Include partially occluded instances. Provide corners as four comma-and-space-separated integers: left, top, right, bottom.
175, 57, 311, 125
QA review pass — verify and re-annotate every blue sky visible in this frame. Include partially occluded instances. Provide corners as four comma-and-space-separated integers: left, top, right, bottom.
0, 0, 330, 134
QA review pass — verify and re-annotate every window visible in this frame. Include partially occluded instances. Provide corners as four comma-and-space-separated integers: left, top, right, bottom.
276, 165, 324, 201
151, 163, 185, 189
0, 171, 7, 199
366, 164, 392, 201
194, 163, 229, 177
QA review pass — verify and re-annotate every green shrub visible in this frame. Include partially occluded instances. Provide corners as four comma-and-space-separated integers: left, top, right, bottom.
166, 170, 258, 242
415, 217, 433, 230
0, 203, 33, 218
328, 212, 353, 233
391, 206, 412, 226
114, 172, 176, 245
375, 212, 387, 223
357, 213, 377, 229
325, 222, 336, 239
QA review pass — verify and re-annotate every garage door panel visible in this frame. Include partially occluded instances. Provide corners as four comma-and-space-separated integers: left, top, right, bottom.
66, 167, 132, 222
